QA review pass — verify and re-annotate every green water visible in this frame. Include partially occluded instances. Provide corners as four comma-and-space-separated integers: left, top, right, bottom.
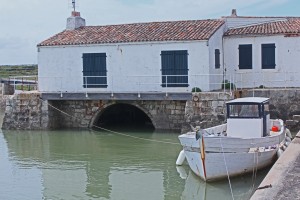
0, 129, 268, 200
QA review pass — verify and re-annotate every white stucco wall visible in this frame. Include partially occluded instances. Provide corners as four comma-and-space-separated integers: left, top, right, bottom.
224, 35, 300, 88
38, 41, 210, 93
208, 24, 226, 91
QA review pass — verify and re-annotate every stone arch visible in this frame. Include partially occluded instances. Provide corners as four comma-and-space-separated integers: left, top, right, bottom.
89, 102, 156, 130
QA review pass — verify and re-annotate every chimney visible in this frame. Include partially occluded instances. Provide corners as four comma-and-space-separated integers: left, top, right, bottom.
66, 11, 86, 30
231, 9, 237, 17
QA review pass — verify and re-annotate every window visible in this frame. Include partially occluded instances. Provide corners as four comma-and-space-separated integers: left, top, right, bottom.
262, 44, 276, 69
161, 50, 188, 87
264, 103, 270, 115
215, 49, 220, 69
228, 104, 260, 118
239, 44, 252, 69
82, 53, 107, 88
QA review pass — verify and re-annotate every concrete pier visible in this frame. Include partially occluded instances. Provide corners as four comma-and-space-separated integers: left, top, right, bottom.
251, 131, 300, 200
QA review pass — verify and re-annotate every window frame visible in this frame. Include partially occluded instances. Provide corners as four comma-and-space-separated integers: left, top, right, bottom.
227, 102, 262, 119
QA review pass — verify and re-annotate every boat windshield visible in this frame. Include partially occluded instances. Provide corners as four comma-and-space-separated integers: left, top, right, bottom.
228, 104, 260, 118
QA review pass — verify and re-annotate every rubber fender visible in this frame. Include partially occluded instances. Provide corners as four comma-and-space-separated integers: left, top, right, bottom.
285, 128, 293, 139
277, 148, 283, 158
176, 150, 186, 165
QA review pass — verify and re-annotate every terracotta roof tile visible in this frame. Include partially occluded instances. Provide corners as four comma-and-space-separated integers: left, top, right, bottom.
38, 20, 224, 46
225, 18, 300, 36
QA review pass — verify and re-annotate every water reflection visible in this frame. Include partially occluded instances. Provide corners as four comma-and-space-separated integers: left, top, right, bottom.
0, 130, 266, 200
177, 166, 264, 200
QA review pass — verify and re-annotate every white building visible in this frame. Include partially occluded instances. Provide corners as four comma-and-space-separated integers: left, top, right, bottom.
37, 10, 300, 98
224, 15, 300, 89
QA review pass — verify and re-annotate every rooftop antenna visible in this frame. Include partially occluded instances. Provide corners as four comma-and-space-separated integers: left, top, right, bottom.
72, 0, 76, 11
68, 0, 79, 11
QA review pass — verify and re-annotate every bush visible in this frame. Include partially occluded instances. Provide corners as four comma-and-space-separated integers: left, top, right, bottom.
221, 80, 236, 90
192, 87, 202, 92
259, 85, 265, 89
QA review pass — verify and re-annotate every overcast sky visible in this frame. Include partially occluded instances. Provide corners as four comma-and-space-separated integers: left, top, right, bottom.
0, 0, 299, 65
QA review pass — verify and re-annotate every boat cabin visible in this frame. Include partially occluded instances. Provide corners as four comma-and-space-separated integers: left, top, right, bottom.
226, 97, 270, 138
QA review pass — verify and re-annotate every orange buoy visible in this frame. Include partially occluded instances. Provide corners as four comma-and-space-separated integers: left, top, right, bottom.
272, 126, 279, 132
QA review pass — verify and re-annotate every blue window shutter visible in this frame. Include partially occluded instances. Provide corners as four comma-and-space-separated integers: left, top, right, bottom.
239, 44, 252, 69
175, 50, 188, 87
215, 49, 220, 69
83, 53, 107, 88
262, 44, 276, 69
161, 50, 188, 87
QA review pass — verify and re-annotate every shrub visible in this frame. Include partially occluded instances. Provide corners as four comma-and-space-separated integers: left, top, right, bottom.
221, 80, 236, 90
192, 87, 202, 92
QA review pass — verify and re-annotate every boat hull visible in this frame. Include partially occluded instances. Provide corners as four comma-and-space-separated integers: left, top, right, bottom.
178, 128, 285, 181
184, 149, 277, 181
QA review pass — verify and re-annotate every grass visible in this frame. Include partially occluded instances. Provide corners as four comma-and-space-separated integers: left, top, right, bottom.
0, 65, 38, 78
0, 65, 38, 92
15, 85, 38, 91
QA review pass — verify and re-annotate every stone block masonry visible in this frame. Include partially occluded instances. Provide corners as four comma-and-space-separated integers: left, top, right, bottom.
50, 100, 187, 131
2, 93, 50, 130
2, 89, 299, 132
182, 92, 233, 133
2, 94, 187, 131
1, 92, 232, 131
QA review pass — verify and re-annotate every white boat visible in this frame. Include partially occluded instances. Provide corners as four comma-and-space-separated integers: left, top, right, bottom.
178, 97, 287, 181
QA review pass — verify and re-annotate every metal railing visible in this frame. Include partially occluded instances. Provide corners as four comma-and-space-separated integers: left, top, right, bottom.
234, 71, 300, 89
39, 74, 234, 94
8, 76, 38, 93
37, 74, 235, 94
18, 71, 300, 95
83, 76, 108, 88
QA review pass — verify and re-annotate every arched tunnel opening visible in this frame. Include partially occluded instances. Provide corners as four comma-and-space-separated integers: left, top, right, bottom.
93, 103, 155, 132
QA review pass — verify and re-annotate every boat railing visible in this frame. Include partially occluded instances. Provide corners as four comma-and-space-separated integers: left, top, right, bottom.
203, 128, 285, 153
204, 124, 227, 135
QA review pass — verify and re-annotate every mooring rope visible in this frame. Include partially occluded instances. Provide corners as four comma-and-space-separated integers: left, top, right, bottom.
250, 150, 259, 194
219, 138, 235, 200
43, 99, 179, 145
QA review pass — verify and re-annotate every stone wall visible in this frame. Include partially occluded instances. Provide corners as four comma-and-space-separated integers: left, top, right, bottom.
2, 90, 300, 132
139, 100, 186, 130
240, 89, 300, 131
2, 93, 50, 130
182, 92, 233, 133
48, 100, 101, 129
50, 100, 186, 131
2, 94, 187, 131
0, 83, 14, 95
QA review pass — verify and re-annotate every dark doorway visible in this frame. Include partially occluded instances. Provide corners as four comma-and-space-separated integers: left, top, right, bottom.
93, 103, 155, 132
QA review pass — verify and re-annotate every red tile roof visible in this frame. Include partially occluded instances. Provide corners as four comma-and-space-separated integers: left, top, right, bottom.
38, 20, 224, 46
225, 18, 300, 36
